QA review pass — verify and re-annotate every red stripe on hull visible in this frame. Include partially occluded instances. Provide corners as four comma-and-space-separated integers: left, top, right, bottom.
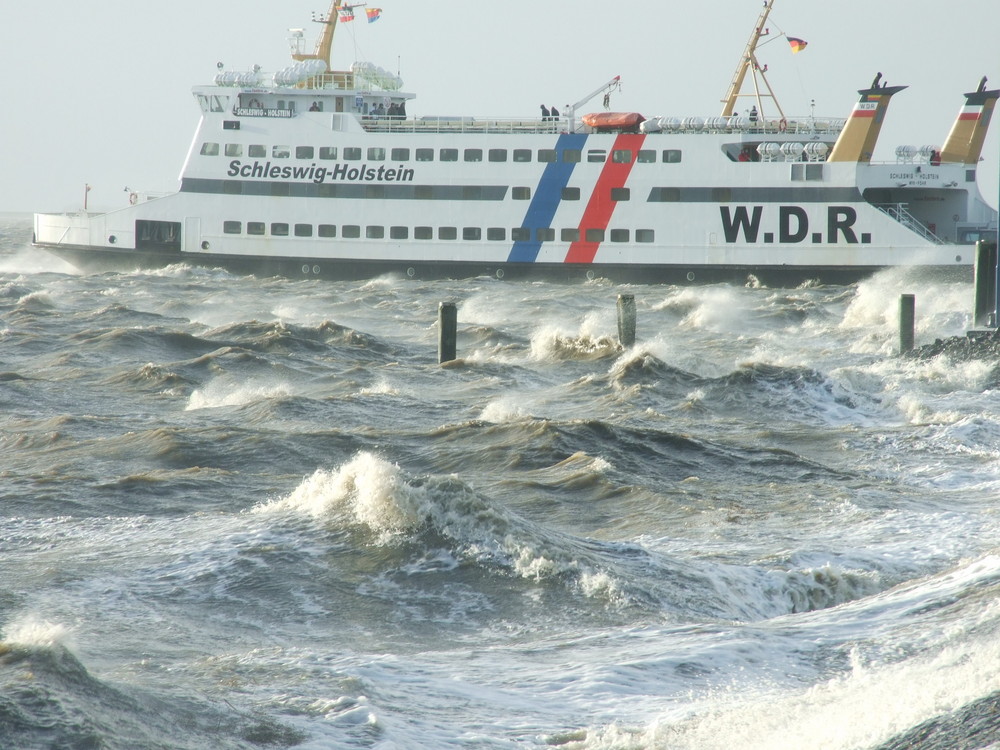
564, 133, 646, 263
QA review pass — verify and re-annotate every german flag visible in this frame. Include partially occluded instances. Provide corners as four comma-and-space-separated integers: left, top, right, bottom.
787, 37, 808, 54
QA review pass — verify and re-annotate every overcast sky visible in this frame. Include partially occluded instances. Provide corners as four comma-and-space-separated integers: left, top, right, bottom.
5, 0, 998, 214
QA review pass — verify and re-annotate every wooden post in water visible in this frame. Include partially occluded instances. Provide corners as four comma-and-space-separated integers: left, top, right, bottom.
438, 301, 457, 363
899, 294, 915, 354
617, 294, 636, 347
973, 239, 999, 328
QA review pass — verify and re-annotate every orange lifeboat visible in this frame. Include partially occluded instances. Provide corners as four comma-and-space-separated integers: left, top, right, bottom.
581, 112, 645, 131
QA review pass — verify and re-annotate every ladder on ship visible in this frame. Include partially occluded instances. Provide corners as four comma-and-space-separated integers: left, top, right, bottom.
876, 203, 944, 244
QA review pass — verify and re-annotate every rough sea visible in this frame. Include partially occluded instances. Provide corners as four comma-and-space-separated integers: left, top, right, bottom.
3, 212, 1000, 749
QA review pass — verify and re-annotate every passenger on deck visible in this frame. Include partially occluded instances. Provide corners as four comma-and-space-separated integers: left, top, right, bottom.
550, 105, 560, 119
309, 101, 320, 111
540, 104, 550, 120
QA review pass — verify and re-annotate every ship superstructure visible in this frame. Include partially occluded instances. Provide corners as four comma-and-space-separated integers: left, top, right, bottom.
33, 0, 998, 284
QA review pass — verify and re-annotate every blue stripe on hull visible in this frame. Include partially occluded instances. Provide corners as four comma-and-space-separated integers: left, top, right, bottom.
506, 133, 587, 263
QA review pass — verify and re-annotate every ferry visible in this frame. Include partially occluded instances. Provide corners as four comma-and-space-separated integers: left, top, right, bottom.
32, 1, 999, 285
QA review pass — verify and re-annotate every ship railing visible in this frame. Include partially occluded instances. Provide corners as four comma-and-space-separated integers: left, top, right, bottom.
361, 117, 563, 134
359, 116, 844, 136
875, 203, 943, 243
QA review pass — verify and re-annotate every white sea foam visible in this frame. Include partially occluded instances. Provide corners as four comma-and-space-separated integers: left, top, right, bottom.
259, 452, 630, 599
186, 377, 293, 410
2, 616, 75, 650
478, 396, 530, 423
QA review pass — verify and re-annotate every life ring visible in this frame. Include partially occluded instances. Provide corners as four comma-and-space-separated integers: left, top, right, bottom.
128, 192, 138, 205
778, 118, 788, 133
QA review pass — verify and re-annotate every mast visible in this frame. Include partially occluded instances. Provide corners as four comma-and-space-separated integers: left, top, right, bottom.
720, 0, 786, 120
292, 0, 341, 72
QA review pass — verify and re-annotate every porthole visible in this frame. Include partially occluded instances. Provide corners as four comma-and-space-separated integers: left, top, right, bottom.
201, 241, 210, 250
108, 235, 117, 244
686, 271, 696, 281
406, 267, 416, 277
496, 268, 505, 279
955, 255, 962, 263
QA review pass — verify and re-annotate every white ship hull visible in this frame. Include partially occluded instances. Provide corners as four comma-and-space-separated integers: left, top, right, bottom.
33, 2, 997, 286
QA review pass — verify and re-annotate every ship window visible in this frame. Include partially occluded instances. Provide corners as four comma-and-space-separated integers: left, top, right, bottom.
649, 187, 680, 202
612, 149, 633, 164
487, 227, 506, 240
366, 185, 385, 199
712, 188, 731, 202
463, 227, 482, 240
587, 149, 606, 163
390, 226, 408, 239
489, 149, 507, 162
248, 222, 265, 235
663, 149, 682, 163
223, 181, 242, 195
585, 228, 605, 242
415, 226, 433, 239
294, 223, 313, 237
561, 228, 580, 242
610, 229, 629, 242
318, 224, 337, 237
271, 183, 289, 197
319, 147, 338, 160
512, 187, 531, 200
462, 186, 482, 200
563, 149, 581, 163
536, 228, 554, 242
415, 185, 433, 200
464, 149, 483, 162
368, 147, 385, 161
806, 164, 824, 180
415, 148, 434, 162
511, 227, 530, 241
344, 147, 362, 160
513, 149, 531, 163
272, 145, 290, 158
200, 142, 220, 156
249, 144, 266, 158
271, 223, 289, 236
636, 229, 655, 242
439, 227, 457, 240
366, 225, 384, 239
440, 149, 458, 162
966, 169, 976, 182
136, 220, 182, 250
223, 221, 241, 234
562, 187, 580, 200
611, 187, 630, 201
538, 149, 557, 163
296, 146, 314, 159
638, 150, 656, 163
391, 148, 410, 161
210, 96, 226, 113
342, 225, 361, 238
225, 144, 243, 157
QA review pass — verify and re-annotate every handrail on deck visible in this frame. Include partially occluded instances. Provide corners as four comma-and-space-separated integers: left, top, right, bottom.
876, 203, 943, 243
